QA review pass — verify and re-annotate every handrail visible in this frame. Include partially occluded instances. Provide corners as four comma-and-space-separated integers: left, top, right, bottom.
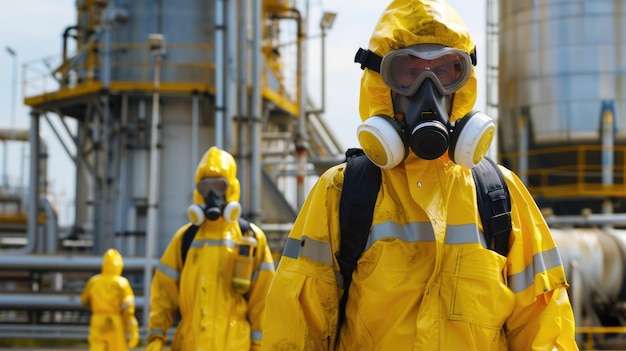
576, 326, 626, 350
500, 145, 626, 199
0, 254, 157, 271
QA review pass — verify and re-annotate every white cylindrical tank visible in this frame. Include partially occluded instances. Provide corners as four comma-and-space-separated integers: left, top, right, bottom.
499, 1, 626, 152
552, 228, 626, 300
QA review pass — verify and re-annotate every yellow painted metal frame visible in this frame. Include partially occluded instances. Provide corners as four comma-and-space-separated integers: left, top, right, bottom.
501, 145, 626, 199
576, 326, 626, 351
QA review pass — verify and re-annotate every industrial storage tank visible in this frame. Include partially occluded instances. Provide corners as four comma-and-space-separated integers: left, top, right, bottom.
21, 0, 328, 257
498, 0, 626, 215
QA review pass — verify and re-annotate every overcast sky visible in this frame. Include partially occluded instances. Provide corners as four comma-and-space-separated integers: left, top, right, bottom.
0, 0, 486, 223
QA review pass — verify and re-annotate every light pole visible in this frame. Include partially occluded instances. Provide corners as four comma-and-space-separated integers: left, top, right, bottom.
144, 33, 166, 329
5, 47, 16, 128
4, 46, 17, 190
318, 12, 336, 114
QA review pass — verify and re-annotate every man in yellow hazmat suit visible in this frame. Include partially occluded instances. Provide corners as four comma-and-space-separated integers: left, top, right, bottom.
146, 146, 275, 351
81, 248, 139, 351
261, 0, 578, 350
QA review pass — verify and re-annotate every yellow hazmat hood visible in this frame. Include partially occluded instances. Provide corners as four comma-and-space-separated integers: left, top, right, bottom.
101, 248, 123, 276
358, 0, 477, 123
193, 146, 241, 205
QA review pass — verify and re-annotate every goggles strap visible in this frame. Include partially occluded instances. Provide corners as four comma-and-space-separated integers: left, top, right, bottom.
354, 48, 382, 72
470, 45, 477, 66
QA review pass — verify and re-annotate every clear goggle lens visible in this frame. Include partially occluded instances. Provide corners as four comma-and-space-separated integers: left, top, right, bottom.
197, 177, 228, 198
381, 44, 472, 96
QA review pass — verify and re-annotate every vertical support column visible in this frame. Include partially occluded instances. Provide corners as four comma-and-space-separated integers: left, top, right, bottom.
518, 112, 528, 185
215, 0, 226, 148
225, 0, 238, 152
601, 101, 615, 221
294, 9, 307, 209
191, 93, 199, 187
250, 0, 262, 221
26, 110, 40, 254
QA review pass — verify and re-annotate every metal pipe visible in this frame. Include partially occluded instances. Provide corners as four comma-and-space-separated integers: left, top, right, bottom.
191, 93, 199, 186
225, 0, 238, 151
545, 213, 626, 226
215, 0, 225, 148
144, 36, 165, 329
250, 0, 262, 221
92, 98, 102, 252
0, 294, 147, 310
0, 324, 174, 341
0, 325, 90, 340
23, 110, 40, 254
601, 103, 614, 220
296, 7, 307, 209
518, 114, 528, 185
4, 46, 17, 190
101, 93, 113, 250
0, 255, 158, 271
43, 195, 59, 253
115, 94, 129, 251
237, 0, 248, 207
74, 113, 88, 239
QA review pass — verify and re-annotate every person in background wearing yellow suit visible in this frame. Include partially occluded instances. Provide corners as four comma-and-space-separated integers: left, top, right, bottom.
146, 146, 275, 351
261, 0, 578, 350
81, 248, 139, 351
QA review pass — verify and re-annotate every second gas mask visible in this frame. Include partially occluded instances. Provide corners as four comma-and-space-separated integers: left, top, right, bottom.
355, 43, 494, 169
187, 177, 242, 225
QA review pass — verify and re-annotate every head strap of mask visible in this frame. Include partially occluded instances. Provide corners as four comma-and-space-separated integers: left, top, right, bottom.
354, 46, 494, 169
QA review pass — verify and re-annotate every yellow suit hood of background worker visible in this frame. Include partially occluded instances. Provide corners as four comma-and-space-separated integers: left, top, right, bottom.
147, 146, 275, 351
261, 0, 578, 350
80, 248, 139, 350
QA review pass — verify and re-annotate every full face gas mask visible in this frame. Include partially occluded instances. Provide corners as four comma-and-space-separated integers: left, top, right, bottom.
354, 44, 495, 169
187, 177, 242, 225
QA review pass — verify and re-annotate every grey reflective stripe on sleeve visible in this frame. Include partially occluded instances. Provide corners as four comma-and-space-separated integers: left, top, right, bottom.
445, 223, 487, 248
251, 261, 275, 281
190, 237, 237, 250
148, 329, 166, 338
300, 235, 334, 264
251, 330, 262, 342
366, 221, 436, 250
282, 237, 301, 259
121, 300, 134, 309
156, 261, 180, 281
508, 247, 564, 293
280, 236, 333, 264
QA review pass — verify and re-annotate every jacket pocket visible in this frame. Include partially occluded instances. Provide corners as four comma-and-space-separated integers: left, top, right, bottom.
442, 246, 515, 329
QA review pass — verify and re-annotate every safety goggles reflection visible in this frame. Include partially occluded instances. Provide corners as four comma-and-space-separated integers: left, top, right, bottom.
380, 44, 473, 96
197, 177, 228, 198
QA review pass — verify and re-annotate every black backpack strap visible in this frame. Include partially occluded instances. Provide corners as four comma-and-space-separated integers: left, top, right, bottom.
471, 157, 512, 256
181, 224, 199, 265
336, 148, 381, 334
238, 217, 255, 238
181, 218, 255, 266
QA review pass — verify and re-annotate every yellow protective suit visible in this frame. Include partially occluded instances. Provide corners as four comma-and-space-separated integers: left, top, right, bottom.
147, 146, 275, 351
261, 1, 578, 350
81, 248, 139, 351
